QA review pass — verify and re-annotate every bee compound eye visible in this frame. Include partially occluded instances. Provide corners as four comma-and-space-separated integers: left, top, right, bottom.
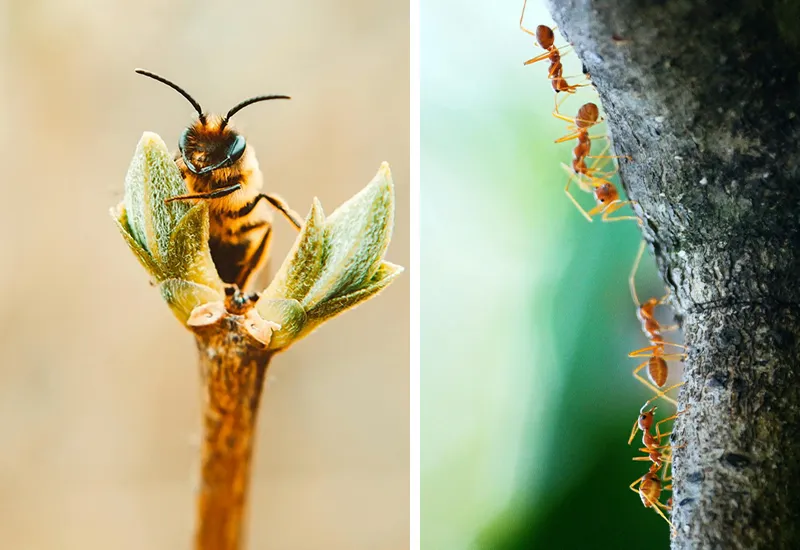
228, 135, 246, 163
178, 128, 191, 153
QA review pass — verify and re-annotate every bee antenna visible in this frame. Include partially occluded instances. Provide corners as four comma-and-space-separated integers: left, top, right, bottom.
135, 69, 206, 124
221, 95, 291, 129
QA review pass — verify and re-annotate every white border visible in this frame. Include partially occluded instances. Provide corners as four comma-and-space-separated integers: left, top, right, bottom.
409, 0, 420, 546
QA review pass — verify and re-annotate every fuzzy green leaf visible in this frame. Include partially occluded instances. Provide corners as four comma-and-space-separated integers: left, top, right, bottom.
303, 261, 403, 332
167, 203, 223, 291
261, 199, 326, 303
159, 279, 223, 325
123, 132, 192, 262
254, 163, 401, 350
255, 298, 307, 350
111, 203, 163, 279
303, 162, 394, 309
113, 132, 224, 327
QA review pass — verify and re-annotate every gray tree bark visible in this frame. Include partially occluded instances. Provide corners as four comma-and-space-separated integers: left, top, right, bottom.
545, 0, 800, 548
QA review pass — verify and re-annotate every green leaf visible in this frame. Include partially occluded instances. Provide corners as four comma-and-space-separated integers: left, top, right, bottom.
261, 199, 326, 302
159, 279, 223, 325
166, 202, 223, 291
255, 298, 307, 350
123, 132, 191, 261
304, 261, 403, 331
303, 162, 395, 309
110, 203, 163, 279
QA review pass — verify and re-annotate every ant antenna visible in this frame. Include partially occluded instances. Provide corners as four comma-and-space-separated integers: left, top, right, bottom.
221, 95, 291, 129
135, 69, 206, 124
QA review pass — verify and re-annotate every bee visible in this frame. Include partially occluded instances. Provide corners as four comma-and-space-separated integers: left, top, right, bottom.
135, 69, 303, 290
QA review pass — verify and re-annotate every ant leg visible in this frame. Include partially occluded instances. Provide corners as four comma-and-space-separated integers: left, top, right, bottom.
633, 453, 673, 464
630, 240, 646, 306
645, 496, 675, 536
552, 92, 572, 119
646, 494, 676, 530
629, 346, 657, 358
552, 95, 603, 132
523, 51, 553, 65
628, 414, 644, 444
564, 175, 594, 222
559, 162, 599, 192
661, 342, 688, 351
519, 0, 536, 36
600, 201, 642, 224
640, 382, 684, 409
555, 131, 582, 143
632, 362, 679, 406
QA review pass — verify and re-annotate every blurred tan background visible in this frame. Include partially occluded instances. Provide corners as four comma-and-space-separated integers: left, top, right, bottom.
0, 2, 408, 549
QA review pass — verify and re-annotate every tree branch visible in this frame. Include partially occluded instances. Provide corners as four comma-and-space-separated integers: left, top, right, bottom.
546, 0, 800, 548
191, 290, 274, 550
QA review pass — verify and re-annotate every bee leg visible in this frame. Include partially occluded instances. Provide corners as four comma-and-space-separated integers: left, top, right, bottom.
262, 193, 304, 229
235, 226, 273, 290
164, 183, 242, 203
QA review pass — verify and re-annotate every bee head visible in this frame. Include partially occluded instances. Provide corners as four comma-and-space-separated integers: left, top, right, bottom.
179, 120, 247, 176
135, 69, 290, 176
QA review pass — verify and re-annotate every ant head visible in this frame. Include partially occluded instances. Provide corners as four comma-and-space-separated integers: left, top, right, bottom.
638, 406, 657, 430
593, 183, 618, 203
535, 25, 555, 49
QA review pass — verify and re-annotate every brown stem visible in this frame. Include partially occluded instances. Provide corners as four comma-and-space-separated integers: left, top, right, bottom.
190, 291, 276, 550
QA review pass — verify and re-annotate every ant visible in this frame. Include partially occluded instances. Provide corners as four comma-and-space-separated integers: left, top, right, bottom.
552, 100, 639, 223
628, 390, 687, 471
628, 241, 687, 403
519, 0, 587, 93
630, 462, 676, 533
630, 240, 679, 340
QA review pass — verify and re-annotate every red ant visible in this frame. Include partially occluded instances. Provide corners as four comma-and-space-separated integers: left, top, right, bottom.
630, 462, 676, 533
552, 100, 639, 223
630, 241, 680, 340
628, 241, 686, 404
519, 0, 587, 93
628, 390, 687, 469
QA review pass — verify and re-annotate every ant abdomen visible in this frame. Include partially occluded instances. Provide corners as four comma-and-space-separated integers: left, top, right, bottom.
535, 25, 555, 49
575, 103, 600, 128
649, 357, 669, 387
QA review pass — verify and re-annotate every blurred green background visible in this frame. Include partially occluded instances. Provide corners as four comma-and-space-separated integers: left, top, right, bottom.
421, 1, 681, 548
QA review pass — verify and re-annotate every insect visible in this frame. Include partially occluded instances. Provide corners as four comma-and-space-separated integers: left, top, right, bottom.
552, 101, 638, 223
628, 393, 686, 460
135, 69, 303, 289
630, 240, 679, 341
628, 241, 687, 403
630, 462, 676, 532
519, 1, 586, 93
